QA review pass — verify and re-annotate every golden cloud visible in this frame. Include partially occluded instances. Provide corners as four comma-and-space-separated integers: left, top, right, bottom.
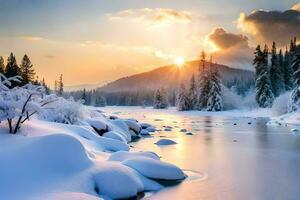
107, 8, 199, 27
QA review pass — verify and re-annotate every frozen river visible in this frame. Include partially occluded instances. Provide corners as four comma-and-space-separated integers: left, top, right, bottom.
101, 106, 300, 200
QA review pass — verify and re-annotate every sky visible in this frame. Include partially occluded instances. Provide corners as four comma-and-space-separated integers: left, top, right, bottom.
0, 0, 299, 88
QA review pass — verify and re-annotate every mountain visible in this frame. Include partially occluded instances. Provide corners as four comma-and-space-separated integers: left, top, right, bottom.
98, 60, 254, 92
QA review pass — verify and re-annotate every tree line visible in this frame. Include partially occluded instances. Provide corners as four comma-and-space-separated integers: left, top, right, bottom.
154, 52, 223, 111
254, 38, 300, 111
0, 52, 64, 95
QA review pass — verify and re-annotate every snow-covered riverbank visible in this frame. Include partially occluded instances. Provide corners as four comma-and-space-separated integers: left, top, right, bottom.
0, 107, 186, 200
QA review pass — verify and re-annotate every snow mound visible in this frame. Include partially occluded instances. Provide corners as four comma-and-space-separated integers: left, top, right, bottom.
291, 128, 299, 132
140, 129, 150, 135
155, 139, 177, 145
122, 157, 186, 181
124, 119, 141, 134
85, 118, 108, 135
102, 131, 127, 142
108, 151, 160, 162
0, 134, 92, 199
93, 162, 144, 199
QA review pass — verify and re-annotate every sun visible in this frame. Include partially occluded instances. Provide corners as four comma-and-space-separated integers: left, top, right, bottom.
174, 57, 185, 67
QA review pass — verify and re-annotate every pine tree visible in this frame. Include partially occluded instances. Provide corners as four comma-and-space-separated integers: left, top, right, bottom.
197, 51, 210, 110
95, 96, 107, 107
206, 66, 223, 111
270, 42, 284, 96
5, 53, 20, 87
289, 45, 300, 111
82, 88, 87, 104
283, 48, 294, 91
57, 74, 64, 96
20, 54, 35, 85
254, 45, 275, 108
188, 74, 197, 110
54, 80, 58, 94
0, 56, 4, 74
153, 88, 169, 109
177, 83, 189, 111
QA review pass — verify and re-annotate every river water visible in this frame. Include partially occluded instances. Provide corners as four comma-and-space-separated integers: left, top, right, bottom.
101, 106, 300, 200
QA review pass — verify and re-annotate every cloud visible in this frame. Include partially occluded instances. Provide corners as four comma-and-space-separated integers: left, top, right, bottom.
107, 8, 200, 27
237, 5, 300, 46
292, 3, 300, 11
206, 28, 253, 70
18, 36, 44, 41
207, 27, 248, 50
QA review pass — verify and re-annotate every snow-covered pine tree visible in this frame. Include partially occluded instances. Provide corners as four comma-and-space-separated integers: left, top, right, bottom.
0, 56, 4, 74
177, 83, 189, 111
254, 45, 275, 108
153, 88, 169, 109
289, 45, 300, 112
270, 42, 284, 97
197, 51, 210, 110
188, 74, 197, 110
54, 80, 58, 94
283, 48, 294, 91
20, 54, 36, 86
206, 65, 223, 111
57, 74, 64, 96
5, 53, 21, 88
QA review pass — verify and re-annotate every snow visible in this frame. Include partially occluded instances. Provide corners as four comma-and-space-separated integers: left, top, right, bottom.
155, 139, 177, 145
108, 151, 160, 162
85, 118, 108, 132
122, 157, 186, 181
93, 162, 144, 199
102, 131, 127, 142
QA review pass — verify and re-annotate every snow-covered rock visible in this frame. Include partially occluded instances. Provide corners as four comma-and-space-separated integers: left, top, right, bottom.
140, 123, 152, 129
124, 119, 142, 134
146, 126, 156, 132
140, 129, 150, 136
291, 128, 299, 132
102, 131, 127, 142
122, 157, 186, 181
93, 162, 144, 199
108, 151, 160, 162
155, 139, 177, 145
85, 118, 108, 135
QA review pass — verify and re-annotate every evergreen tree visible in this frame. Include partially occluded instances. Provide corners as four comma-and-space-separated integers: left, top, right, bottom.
188, 74, 197, 110
57, 74, 64, 96
206, 66, 223, 111
54, 80, 58, 94
153, 88, 169, 109
270, 42, 284, 96
197, 51, 210, 110
254, 45, 275, 108
283, 48, 294, 91
95, 96, 107, 107
177, 83, 189, 111
5, 53, 20, 87
290, 45, 300, 111
0, 56, 4, 74
82, 88, 87, 104
20, 54, 35, 85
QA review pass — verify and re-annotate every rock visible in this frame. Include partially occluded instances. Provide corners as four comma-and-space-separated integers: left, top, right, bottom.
155, 139, 177, 145
233, 123, 237, 125
140, 129, 151, 136
164, 128, 172, 132
186, 132, 193, 136
139, 123, 152, 129
248, 122, 252, 125
291, 128, 299, 132
180, 129, 187, 132
146, 126, 156, 132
